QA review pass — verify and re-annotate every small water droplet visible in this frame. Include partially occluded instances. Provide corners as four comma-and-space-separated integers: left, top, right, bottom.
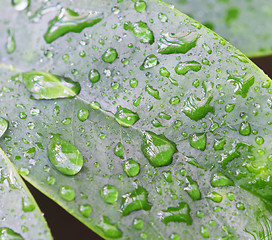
134, 0, 146, 12
5, 29, 16, 54
78, 204, 92, 218
239, 122, 251, 136
96, 216, 123, 238
189, 133, 206, 151
0, 118, 9, 138
145, 85, 160, 100
0, 228, 24, 239
115, 106, 140, 127
211, 173, 234, 187
22, 197, 35, 212
100, 185, 118, 204
59, 185, 75, 201
102, 47, 118, 63
184, 176, 201, 201
206, 191, 223, 203
132, 218, 144, 230
88, 69, 100, 83
175, 61, 201, 75
123, 159, 140, 177
200, 225, 209, 238
140, 54, 159, 70
77, 108, 89, 122
11, 0, 29, 11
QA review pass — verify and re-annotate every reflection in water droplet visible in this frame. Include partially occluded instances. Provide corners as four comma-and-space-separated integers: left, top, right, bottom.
115, 106, 140, 127
159, 202, 192, 225
114, 142, 124, 159
175, 61, 201, 75
100, 185, 118, 204
206, 192, 223, 203
140, 54, 159, 70
20, 71, 81, 99
142, 131, 177, 167
158, 31, 199, 54
22, 197, 35, 212
88, 69, 100, 83
59, 185, 75, 201
121, 186, 152, 216
145, 85, 161, 100
239, 122, 251, 136
134, 0, 146, 12
124, 21, 154, 44
184, 176, 201, 201
77, 108, 89, 122
44, 8, 103, 43
189, 133, 206, 151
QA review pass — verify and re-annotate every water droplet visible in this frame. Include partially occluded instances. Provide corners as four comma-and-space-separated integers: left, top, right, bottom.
132, 218, 144, 230
11, 0, 29, 11
225, 103, 235, 113
158, 112, 171, 120
236, 202, 245, 210
189, 133, 206, 151
44, 8, 103, 43
255, 136, 264, 145
0, 228, 23, 240
100, 185, 118, 204
200, 225, 209, 238
22, 197, 35, 212
145, 85, 160, 100
158, 12, 168, 22
163, 170, 173, 183
206, 191, 223, 203
97, 216, 123, 238
134, 0, 146, 12
159, 67, 170, 77
59, 185, 75, 201
115, 106, 140, 127
140, 54, 159, 70
78, 204, 92, 218
182, 95, 214, 121
239, 122, 251, 136
211, 173, 234, 187
102, 47, 118, 63
77, 108, 89, 122
114, 142, 124, 159
88, 69, 100, 83
20, 71, 81, 99
124, 21, 154, 44
123, 159, 140, 177
151, 118, 163, 127
5, 29, 16, 54
169, 233, 180, 240
213, 138, 226, 151
169, 96, 180, 105
142, 131, 177, 167
90, 101, 101, 109
0, 118, 9, 138
175, 61, 201, 75
227, 192, 235, 201
48, 134, 83, 176
121, 186, 152, 216
130, 78, 138, 88
227, 72, 255, 98
184, 176, 201, 201
47, 175, 56, 185
158, 31, 199, 54
160, 202, 192, 225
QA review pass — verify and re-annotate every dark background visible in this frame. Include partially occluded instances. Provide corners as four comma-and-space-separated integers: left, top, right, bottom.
26, 56, 272, 239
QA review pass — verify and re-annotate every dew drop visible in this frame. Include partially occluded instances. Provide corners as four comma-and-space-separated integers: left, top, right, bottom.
140, 54, 159, 70
102, 47, 118, 63
174, 61, 201, 75
115, 106, 140, 127
114, 142, 124, 159
22, 197, 35, 212
97, 216, 123, 238
189, 133, 206, 151
132, 218, 144, 230
211, 173, 234, 187
134, 0, 146, 12
5, 29, 16, 54
184, 176, 201, 201
239, 122, 251, 136
77, 108, 89, 122
59, 185, 75, 201
123, 159, 140, 177
88, 69, 100, 83
78, 204, 92, 218
100, 185, 118, 204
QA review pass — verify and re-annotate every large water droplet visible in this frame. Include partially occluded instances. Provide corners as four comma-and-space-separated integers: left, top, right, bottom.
97, 216, 123, 238
59, 185, 75, 201
184, 176, 201, 200
102, 47, 118, 63
140, 54, 159, 70
44, 8, 103, 43
124, 21, 154, 44
211, 173, 234, 187
100, 185, 118, 204
158, 31, 199, 54
123, 159, 140, 177
227, 72, 255, 98
121, 186, 152, 216
175, 61, 201, 75
182, 95, 214, 121
189, 133, 206, 151
5, 29, 16, 54
11, 0, 29, 11
48, 134, 83, 176
115, 106, 140, 127
20, 71, 81, 99
0, 227, 23, 240
142, 131, 177, 167
0, 118, 9, 138
159, 202, 192, 225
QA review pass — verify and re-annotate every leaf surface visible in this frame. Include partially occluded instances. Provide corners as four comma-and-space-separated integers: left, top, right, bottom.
0, 147, 52, 239
1, 0, 272, 239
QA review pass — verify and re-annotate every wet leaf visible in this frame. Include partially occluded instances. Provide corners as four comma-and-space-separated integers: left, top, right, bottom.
1, 0, 272, 239
163, 0, 272, 57
0, 148, 52, 239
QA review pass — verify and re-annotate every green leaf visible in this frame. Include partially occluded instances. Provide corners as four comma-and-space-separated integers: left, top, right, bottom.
0, 148, 52, 239
163, 0, 272, 57
1, 0, 272, 239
